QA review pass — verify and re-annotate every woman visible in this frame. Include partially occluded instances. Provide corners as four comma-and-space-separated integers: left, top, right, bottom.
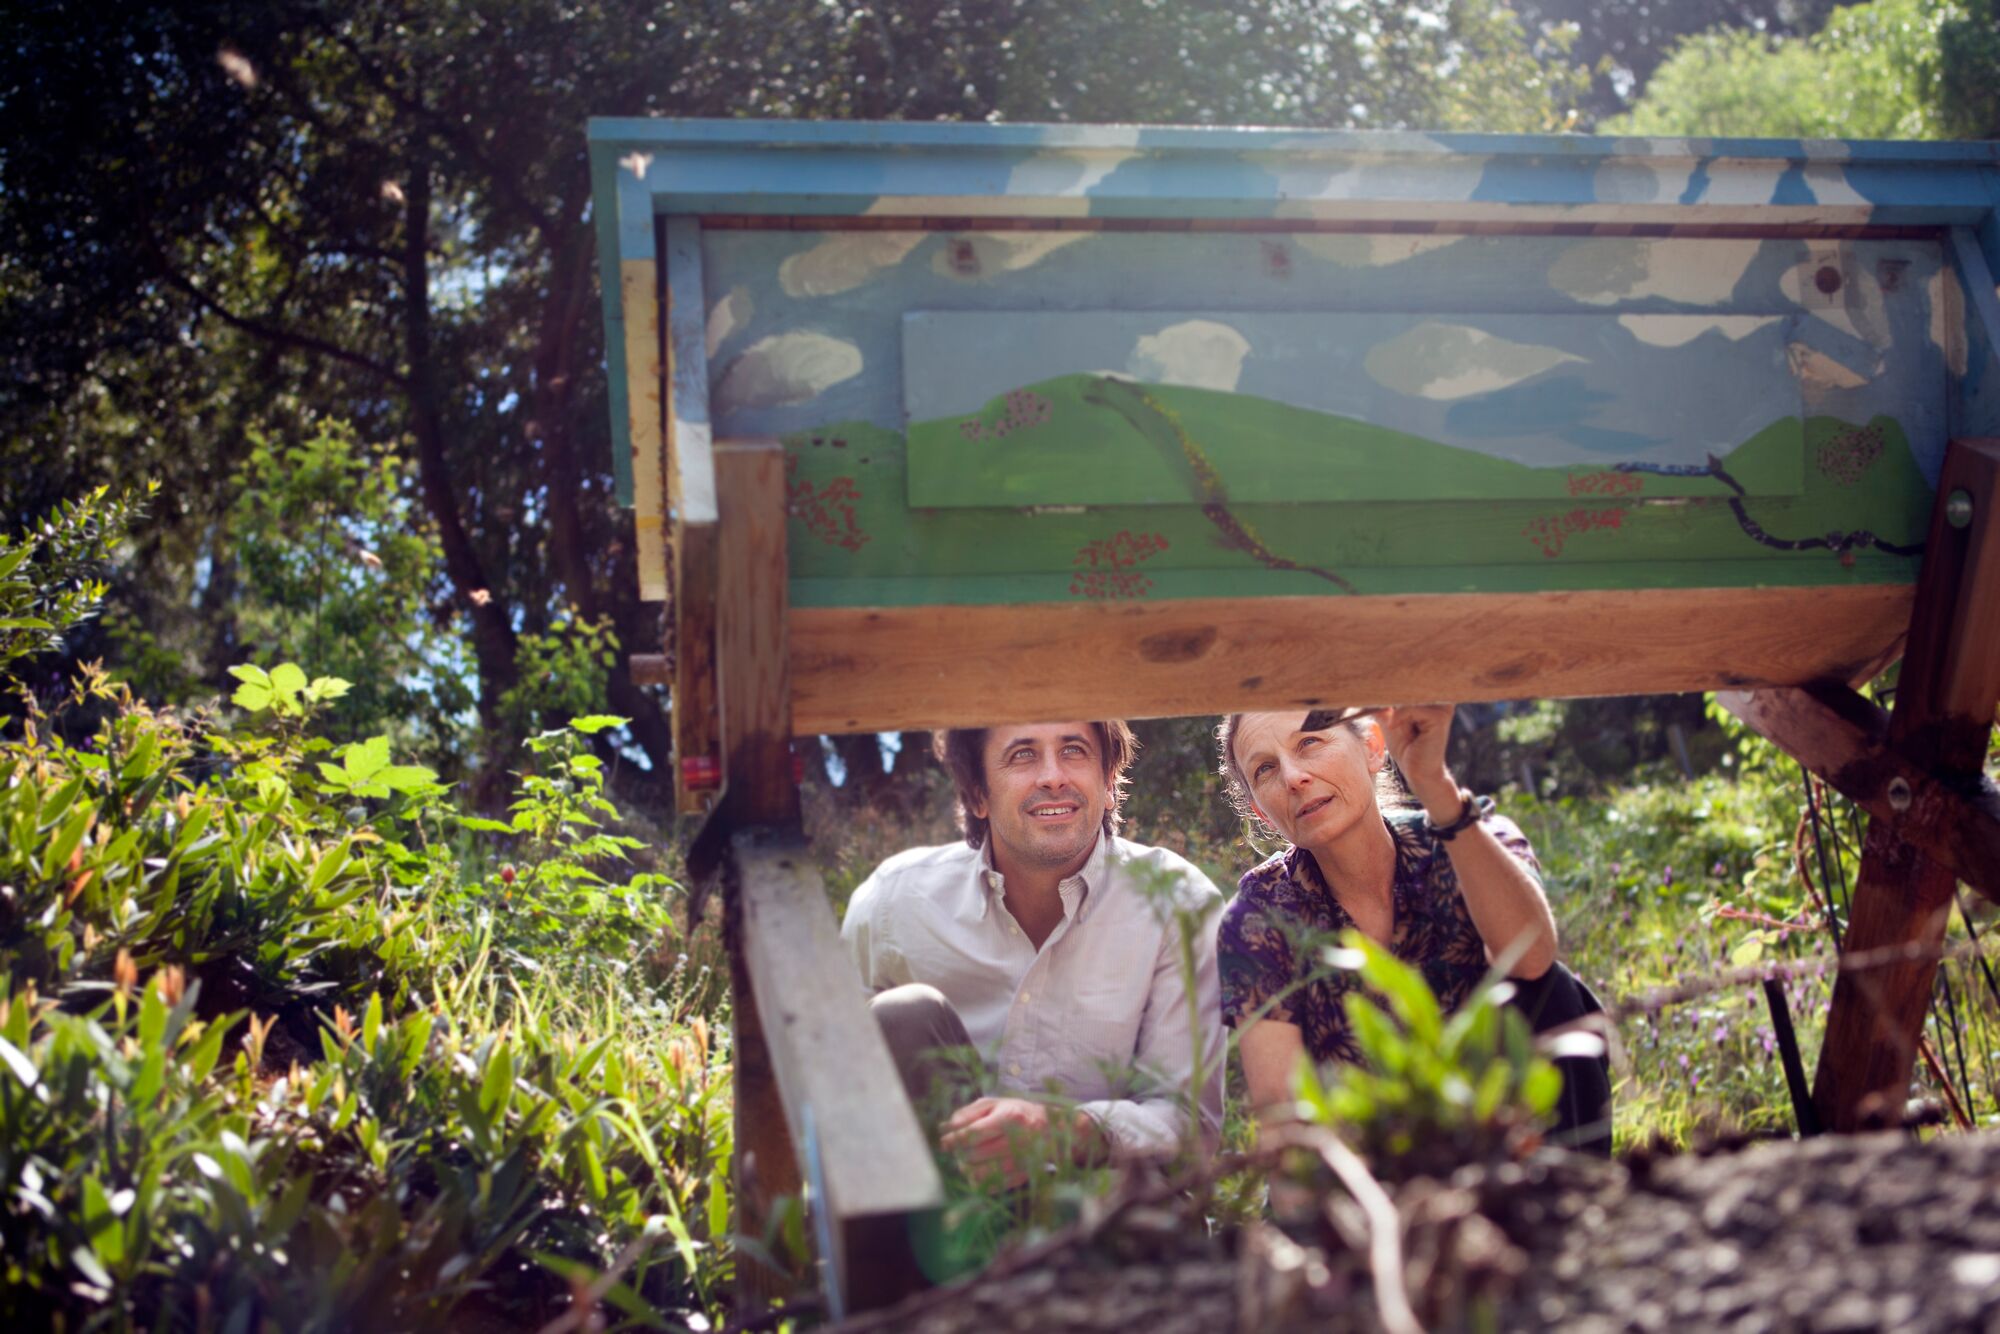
1217, 704, 1610, 1153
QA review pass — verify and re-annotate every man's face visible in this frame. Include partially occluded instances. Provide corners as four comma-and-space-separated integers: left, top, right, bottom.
971, 722, 1111, 880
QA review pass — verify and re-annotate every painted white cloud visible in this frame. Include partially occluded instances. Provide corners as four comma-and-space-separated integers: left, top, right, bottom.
1591, 157, 1698, 207
931, 231, 1090, 281
715, 332, 863, 412
777, 234, 923, 297
1128, 319, 1250, 393
1549, 238, 1757, 307
1787, 342, 1870, 392
705, 286, 753, 359
1292, 234, 1464, 267
1364, 323, 1583, 401
1617, 314, 1779, 348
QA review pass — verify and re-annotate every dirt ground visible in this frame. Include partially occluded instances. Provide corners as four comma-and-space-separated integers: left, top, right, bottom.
838, 1131, 2000, 1333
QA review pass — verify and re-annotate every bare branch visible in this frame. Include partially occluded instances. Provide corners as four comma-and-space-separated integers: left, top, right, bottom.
154, 257, 403, 385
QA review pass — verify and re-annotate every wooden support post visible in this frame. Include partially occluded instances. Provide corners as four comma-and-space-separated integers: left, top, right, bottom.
1716, 680, 2000, 907
712, 442, 802, 1308
711, 443, 943, 1318
1811, 438, 2000, 1132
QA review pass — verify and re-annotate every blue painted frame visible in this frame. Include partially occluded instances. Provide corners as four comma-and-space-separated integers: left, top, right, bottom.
587, 118, 2000, 503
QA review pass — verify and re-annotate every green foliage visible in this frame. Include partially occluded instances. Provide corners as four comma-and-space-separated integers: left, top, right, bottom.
0, 484, 154, 681
0, 645, 731, 1330
1292, 932, 1564, 1179
1608, 0, 1968, 139
498, 614, 620, 739
227, 421, 474, 755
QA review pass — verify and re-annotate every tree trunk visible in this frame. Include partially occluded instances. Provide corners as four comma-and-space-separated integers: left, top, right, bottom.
400, 138, 518, 736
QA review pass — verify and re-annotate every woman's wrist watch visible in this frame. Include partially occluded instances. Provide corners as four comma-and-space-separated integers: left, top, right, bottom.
1424, 787, 1495, 841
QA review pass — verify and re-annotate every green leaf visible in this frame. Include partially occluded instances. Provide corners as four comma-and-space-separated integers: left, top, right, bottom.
1350, 931, 1442, 1046
342, 736, 392, 785
706, 1174, 730, 1244
82, 1177, 125, 1264
376, 763, 439, 794
568, 715, 627, 735
269, 662, 308, 697
185, 1021, 228, 1084
1521, 1061, 1562, 1117
458, 816, 514, 834
307, 837, 353, 895
480, 1046, 514, 1116
362, 993, 382, 1055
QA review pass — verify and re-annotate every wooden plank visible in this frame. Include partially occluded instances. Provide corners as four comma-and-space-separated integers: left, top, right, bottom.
712, 443, 938, 1316
715, 443, 797, 826
695, 213, 1944, 242
712, 442, 801, 1309
620, 258, 667, 602
1814, 438, 2000, 1131
664, 217, 719, 525
735, 830, 945, 1314
665, 220, 721, 812
788, 583, 1913, 736
672, 520, 720, 814
1717, 680, 2000, 905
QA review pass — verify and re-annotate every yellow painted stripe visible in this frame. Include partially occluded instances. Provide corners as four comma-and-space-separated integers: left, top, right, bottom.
622, 259, 667, 602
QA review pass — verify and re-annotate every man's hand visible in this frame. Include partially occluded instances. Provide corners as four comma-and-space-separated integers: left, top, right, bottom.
939, 1096, 1095, 1186
1381, 704, 1459, 816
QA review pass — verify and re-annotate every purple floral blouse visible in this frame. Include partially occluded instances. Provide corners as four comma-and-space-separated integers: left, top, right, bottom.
1217, 809, 1541, 1067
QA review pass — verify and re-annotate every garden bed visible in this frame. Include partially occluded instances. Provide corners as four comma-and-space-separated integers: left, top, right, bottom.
840, 1130, 2000, 1333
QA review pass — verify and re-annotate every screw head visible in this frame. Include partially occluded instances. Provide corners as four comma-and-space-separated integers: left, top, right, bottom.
1945, 488, 1974, 530
1887, 776, 1913, 813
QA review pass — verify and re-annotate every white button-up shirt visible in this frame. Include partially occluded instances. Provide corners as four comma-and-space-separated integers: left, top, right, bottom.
841, 833, 1225, 1157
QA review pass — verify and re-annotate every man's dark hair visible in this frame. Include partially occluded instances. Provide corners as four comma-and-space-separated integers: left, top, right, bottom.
931, 722, 1139, 849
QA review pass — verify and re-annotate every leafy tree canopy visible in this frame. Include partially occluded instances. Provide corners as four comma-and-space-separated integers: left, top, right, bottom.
1, 0, 1588, 795
1606, 0, 1991, 138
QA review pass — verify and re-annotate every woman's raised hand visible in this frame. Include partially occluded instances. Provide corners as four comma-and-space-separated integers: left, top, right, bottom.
1380, 704, 1459, 813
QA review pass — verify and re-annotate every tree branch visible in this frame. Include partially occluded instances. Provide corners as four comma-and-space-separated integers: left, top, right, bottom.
153, 256, 404, 385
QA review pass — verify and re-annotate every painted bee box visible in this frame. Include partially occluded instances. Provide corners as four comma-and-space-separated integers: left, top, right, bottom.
586, 120, 2000, 759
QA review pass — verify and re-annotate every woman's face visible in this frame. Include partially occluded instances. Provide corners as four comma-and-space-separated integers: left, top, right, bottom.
1232, 710, 1383, 849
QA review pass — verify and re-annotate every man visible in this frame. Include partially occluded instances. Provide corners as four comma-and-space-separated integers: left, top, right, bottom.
841, 720, 1223, 1183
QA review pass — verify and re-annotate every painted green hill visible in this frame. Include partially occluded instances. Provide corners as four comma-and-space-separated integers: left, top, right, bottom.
906, 372, 1802, 508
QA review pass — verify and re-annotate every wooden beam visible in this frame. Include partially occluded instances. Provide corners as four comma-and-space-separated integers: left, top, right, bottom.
712, 443, 939, 1317
671, 520, 720, 814
620, 257, 667, 603
1813, 438, 2000, 1132
665, 222, 722, 813
715, 444, 797, 828
789, 583, 1913, 736
1717, 680, 2000, 905
713, 443, 801, 1308
734, 830, 945, 1316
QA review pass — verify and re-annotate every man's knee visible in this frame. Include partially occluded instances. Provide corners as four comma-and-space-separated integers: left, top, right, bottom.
872, 983, 964, 1053
871, 984, 977, 1112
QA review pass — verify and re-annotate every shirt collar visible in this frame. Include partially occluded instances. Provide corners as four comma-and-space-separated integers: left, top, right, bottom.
976, 831, 1108, 921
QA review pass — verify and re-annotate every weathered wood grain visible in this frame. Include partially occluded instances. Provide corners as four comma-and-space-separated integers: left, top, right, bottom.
1813, 438, 2000, 1132
736, 831, 945, 1311
1718, 680, 2000, 905
789, 584, 1914, 736
620, 258, 666, 602
714, 444, 800, 1309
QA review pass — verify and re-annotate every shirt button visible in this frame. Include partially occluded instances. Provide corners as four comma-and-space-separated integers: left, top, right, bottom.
1008, 1062, 1021, 1076
1019, 993, 1031, 1004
